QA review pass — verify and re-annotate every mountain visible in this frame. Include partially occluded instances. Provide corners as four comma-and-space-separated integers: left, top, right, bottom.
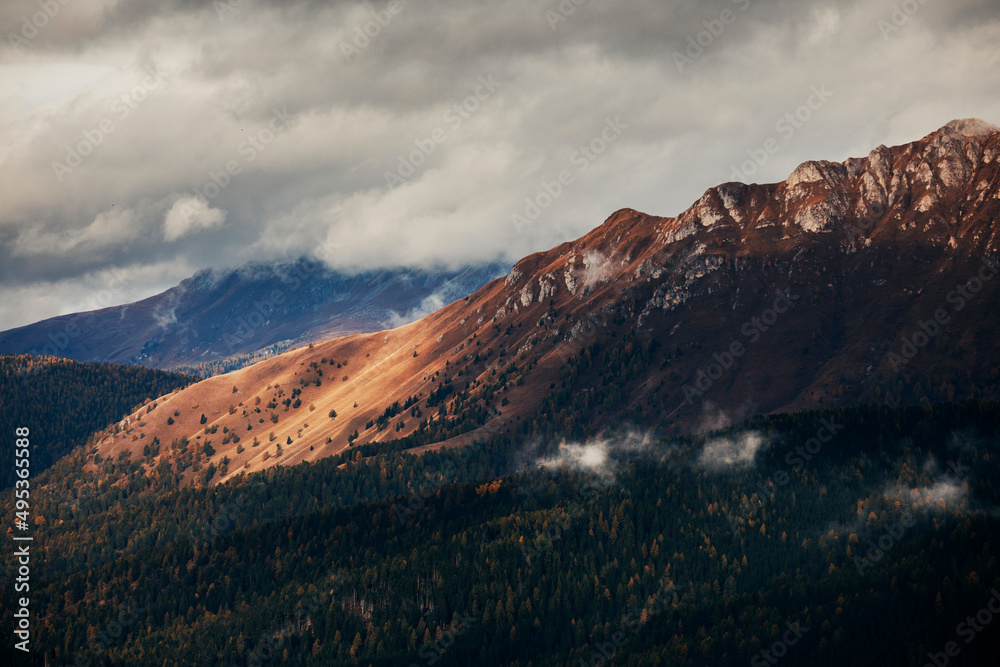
4, 120, 1000, 667
0, 259, 509, 372
0, 355, 194, 487
82, 119, 1000, 487
6, 401, 1000, 666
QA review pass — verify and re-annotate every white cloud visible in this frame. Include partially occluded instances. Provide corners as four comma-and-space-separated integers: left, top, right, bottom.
885, 480, 968, 513
580, 251, 612, 289
536, 431, 658, 480
163, 197, 226, 242
384, 290, 449, 329
540, 440, 611, 476
697, 432, 768, 470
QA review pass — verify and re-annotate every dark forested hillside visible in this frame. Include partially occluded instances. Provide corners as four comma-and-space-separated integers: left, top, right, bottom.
2, 399, 998, 666
0, 355, 195, 487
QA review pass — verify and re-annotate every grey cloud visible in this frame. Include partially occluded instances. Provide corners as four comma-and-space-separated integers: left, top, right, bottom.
1, 0, 999, 329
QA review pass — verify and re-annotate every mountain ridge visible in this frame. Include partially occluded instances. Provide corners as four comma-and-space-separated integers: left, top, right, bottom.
0, 259, 509, 372
85, 119, 1000, 486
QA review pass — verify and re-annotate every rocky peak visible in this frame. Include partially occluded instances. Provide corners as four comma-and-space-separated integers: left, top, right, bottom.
499, 119, 999, 317
929, 118, 1000, 142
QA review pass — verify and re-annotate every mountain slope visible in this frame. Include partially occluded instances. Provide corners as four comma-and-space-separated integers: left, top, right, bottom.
5, 401, 1000, 666
87, 119, 1000, 487
0, 259, 508, 371
0, 355, 194, 486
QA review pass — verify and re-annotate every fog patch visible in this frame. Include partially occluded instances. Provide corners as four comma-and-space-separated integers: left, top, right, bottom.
885, 479, 968, 513
946, 429, 985, 454
697, 431, 768, 471
535, 431, 661, 481
581, 251, 612, 289
384, 290, 448, 329
541, 440, 609, 474
696, 404, 732, 433
151, 284, 186, 329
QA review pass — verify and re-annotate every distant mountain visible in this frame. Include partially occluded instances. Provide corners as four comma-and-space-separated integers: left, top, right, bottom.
0, 259, 509, 371
84, 119, 1000, 486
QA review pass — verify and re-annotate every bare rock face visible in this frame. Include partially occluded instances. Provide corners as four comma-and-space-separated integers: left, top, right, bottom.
937, 118, 1000, 141
484, 117, 1000, 428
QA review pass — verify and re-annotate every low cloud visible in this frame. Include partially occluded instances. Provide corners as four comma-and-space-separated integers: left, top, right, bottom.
884, 480, 969, 513
696, 405, 734, 433
827, 462, 976, 537
580, 251, 612, 290
697, 431, 768, 470
384, 264, 510, 328
384, 291, 449, 329
536, 431, 658, 480
887, 449, 972, 514
541, 440, 610, 475
153, 307, 178, 329
0, 258, 197, 327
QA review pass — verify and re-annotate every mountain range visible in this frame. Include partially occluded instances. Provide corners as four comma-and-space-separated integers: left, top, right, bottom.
85, 118, 1000, 486
4, 119, 1000, 667
0, 260, 508, 373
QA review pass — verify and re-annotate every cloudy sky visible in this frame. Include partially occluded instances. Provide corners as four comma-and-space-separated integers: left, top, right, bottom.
1, 0, 998, 329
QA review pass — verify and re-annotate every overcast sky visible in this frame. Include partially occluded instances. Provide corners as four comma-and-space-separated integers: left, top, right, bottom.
1, 0, 998, 329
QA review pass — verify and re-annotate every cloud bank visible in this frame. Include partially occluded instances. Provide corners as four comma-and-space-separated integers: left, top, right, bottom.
2, 0, 999, 328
